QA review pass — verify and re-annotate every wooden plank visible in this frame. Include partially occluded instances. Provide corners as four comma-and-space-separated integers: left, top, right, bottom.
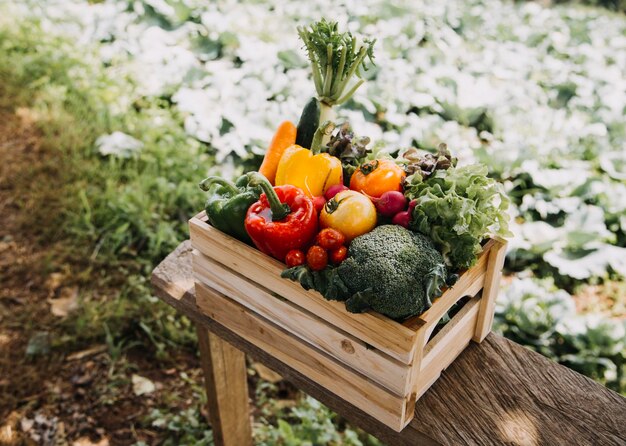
193, 252, 411, 396
414, 250, 487, 327
189, 214, 417, 363
420, 296, 481, 372
153, 242, 626, 446
196, 326, 252, 446
413, 336, 626, 446
402, 240, 491, 333
408, 298, 481, 406
195, 281, 411, 431
473, 237, 507, 342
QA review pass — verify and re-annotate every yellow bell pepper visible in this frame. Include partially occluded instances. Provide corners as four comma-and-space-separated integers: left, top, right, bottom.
275, 145, 343, 197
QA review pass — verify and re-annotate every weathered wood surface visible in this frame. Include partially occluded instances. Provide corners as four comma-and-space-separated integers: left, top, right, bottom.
196, 326, 252, 446
152, 241, 626, 446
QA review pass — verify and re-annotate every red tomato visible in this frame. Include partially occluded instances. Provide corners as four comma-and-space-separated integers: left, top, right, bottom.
285, 249, 306, 267
306, 245, 328, 271
316, 228, 346, 250
329, 246, 348, 264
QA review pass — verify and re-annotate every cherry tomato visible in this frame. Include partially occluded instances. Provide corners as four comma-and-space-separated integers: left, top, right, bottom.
329, 246, 348, 264
320, 190, 377, 242
306, 245, 328, 271
316, 228, 346, 250
285, 249, 305, 267
350, 159, 405, 198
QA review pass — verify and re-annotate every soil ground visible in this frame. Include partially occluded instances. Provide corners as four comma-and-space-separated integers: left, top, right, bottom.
0, 107, 204, 446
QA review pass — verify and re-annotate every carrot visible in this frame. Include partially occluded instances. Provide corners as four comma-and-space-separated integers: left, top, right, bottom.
259, 121, 297, 185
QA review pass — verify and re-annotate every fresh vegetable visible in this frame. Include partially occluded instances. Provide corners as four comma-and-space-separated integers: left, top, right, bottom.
295, 97, 321, 149
337, 225, 455, 319
402, 144, 456, 179
306, 245, 328, 271
329, 246, 347, 264
350, 159, 405, 198
199, 175, 261, 244
297, 19, 376, 125
324, 122, 372, 183
316, 228, 345, 250
312, 195, 326, 214
285, 249, 306, 268
391, 200, 417, 228
368, 190, 408, 217
320, 190, 377, 242
259, 121, 297, 184
244, 172, 318, 260
405, 163, 511, 269
274, 144, 343, 198
324, 184, 348, 200
281, 264, 348, 302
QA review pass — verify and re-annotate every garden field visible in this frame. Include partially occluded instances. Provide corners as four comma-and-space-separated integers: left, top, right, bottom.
0, 0, 624, 444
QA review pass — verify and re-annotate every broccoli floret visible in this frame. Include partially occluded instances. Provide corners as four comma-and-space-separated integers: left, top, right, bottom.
337, 225, 451, 320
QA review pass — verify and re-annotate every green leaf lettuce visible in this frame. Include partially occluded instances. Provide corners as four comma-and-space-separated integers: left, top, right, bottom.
406, 164, 511, 270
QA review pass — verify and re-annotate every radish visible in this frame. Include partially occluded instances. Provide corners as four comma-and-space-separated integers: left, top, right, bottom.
366, 190, 408, 217
392, 200, 418, 228
324, 184, 348, 200
312, 195, 326, 213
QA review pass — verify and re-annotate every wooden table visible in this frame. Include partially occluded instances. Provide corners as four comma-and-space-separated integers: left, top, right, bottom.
152, 241, 626, 446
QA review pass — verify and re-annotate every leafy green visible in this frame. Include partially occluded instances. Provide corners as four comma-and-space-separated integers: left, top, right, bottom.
401, 143, 457, 180
406, 164, 511, 270
281, 265, 350, 302
317, 121, 373, 183
298, 19, 376, 106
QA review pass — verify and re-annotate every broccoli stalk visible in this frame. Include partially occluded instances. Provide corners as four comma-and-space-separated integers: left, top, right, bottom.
298, 19, 376, 125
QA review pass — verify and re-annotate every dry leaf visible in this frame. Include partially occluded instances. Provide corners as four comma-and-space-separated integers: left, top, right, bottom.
132, 374, 156, 396
48, 287, 78, 317
45, 273, 65, 295
72, 437, 109, 446
66, 345, 107, 362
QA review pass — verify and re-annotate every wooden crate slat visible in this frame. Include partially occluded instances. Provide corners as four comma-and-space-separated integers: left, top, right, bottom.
415, 249, 488, 327
195, 281, 412, 431
190, 214, 417, 364
420, 296, 481, 372
411, 297, 481, 403
473, 238, 508, 342
402, 297, 481, 418
193, 251, 411, 396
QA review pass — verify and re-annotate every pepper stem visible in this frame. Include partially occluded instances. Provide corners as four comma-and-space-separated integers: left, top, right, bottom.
199, 176, 239, 194
247, 172, 291, 221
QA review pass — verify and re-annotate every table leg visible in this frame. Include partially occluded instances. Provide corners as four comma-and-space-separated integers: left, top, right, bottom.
196, 325, 253, 446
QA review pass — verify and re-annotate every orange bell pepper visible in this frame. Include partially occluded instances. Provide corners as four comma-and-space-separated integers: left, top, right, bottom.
274, 145, 343, 198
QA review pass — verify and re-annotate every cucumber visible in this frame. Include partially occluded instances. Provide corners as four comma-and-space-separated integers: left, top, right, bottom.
295, 97, 320, 149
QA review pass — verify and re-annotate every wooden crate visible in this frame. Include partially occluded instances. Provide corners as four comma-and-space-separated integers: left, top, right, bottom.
189, 211, 507, 431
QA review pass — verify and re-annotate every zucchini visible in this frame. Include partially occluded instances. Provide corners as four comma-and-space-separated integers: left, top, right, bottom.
295, 97, 320, 149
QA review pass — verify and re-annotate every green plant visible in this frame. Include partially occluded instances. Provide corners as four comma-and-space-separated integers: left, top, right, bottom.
495, 278, 625, 394
255, 395, 383, 446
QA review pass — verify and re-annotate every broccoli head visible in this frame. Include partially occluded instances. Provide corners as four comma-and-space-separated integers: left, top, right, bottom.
337, 225, 453, 320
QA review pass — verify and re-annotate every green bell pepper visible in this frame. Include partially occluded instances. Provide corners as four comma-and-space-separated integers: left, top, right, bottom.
199, 175, 261, 244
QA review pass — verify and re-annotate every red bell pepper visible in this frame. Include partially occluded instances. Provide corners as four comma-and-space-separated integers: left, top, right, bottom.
244, 172, 318, 260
